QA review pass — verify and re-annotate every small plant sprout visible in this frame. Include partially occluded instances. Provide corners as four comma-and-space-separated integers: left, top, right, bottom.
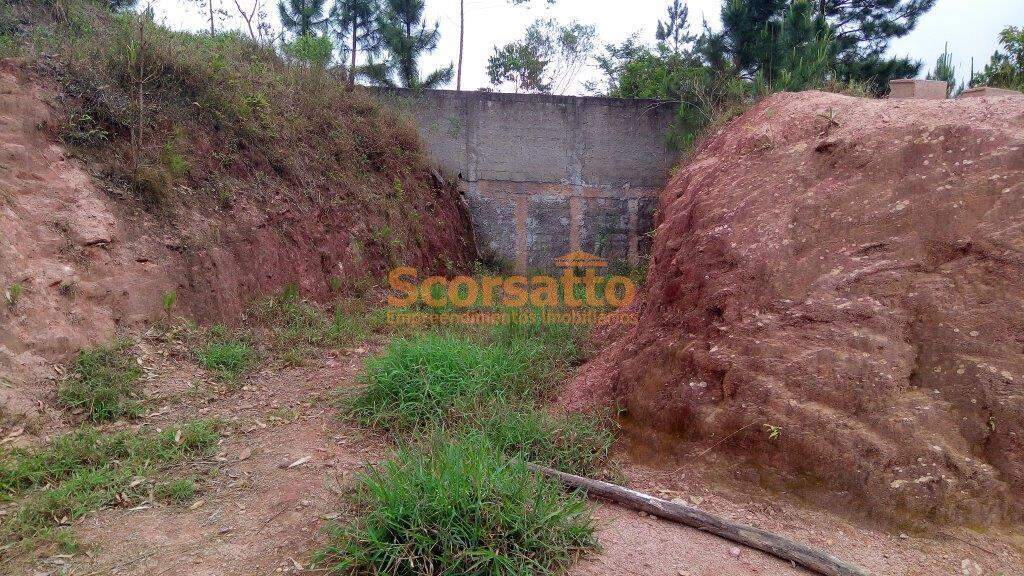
988, 415, 997, 432
5, 282, 23, 308
161, 290, 178, 319
764, 423, 782, 440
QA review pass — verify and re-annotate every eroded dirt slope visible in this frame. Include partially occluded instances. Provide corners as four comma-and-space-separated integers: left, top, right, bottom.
0, 61, 473, 404
563, 91, 1024, 526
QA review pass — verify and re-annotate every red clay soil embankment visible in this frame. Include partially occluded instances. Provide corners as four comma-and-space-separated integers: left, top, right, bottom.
0, 60, 473, 395
564, 90, 1024, 526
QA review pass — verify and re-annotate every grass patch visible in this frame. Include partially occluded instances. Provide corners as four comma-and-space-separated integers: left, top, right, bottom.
154, 478, 197, 503
331, 308, 611, 575
57, 340, 142, 422
197, 325, 255, 382
249, 286, 380, 365
0, 420, 219, 549
315, 433, 596, 576
347, 332, 542, 432
470, 399, 613, 477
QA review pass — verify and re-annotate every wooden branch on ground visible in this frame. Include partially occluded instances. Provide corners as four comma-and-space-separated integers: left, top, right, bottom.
528, 463, 871, 576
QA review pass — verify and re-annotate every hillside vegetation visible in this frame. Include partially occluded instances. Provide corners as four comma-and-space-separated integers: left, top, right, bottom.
0, 0, 471, 336
1, 0, 473, 317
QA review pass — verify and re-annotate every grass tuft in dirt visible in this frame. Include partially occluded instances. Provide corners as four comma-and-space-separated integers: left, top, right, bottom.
196, 325, 255, 382
469, 399, 613, 477
346, 332, 541, 431
154, 478, 197, 504
249, 285, 380, 365
315, 432, 597, 576
0, 420, 219, 548
331, 314, 610, 575
57, 339, 142, 422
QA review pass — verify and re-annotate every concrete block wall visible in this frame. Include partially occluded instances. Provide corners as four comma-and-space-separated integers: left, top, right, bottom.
374, 89, 677, 271
889, 79, 949, 100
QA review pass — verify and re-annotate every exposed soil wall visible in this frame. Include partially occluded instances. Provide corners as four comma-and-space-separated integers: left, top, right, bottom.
0, 60, 474, 393
563, 90, 1024, 526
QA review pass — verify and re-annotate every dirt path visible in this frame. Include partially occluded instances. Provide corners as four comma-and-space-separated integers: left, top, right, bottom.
11, 338, 1023, 576
572, 462, 1024, 576
57, 345, 386, 576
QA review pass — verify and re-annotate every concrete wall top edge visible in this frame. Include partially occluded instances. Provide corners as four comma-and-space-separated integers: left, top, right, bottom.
368, 86, 677, 111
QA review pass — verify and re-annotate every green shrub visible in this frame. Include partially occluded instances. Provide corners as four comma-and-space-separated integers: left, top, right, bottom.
57, 340, 142, 422
5, 282, 23, 308
0, 420, 218, 547
315, 433, 596, 576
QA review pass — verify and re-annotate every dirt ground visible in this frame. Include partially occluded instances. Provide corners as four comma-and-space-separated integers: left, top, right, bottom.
8, 336, 1022, 576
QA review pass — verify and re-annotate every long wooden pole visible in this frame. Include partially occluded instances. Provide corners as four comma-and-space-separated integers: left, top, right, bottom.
456, 0, 464, 91
528, 463, 871, 576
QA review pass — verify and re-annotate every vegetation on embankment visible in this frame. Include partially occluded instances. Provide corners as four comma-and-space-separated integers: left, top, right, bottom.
317, 316, 614, 575
0, 420, 220, 553
0, 0, 474, 320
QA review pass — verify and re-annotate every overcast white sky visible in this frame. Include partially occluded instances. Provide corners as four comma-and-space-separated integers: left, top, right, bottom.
151, 0, 1022, 94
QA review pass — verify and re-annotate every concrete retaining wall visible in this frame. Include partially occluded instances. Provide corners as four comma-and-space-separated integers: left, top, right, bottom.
374, 88, 677, 271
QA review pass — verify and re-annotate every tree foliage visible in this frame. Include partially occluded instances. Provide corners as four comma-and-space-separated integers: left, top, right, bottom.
486, 18, 596, 94
282, 32, 334, 67
277, 0, 330, 38
332, 0, 379, 88
715, 0, 934, 94
972, 26, 1024, 91
926, 43, 957, 97
591, 0, 936, 152
367, 0, 453, 89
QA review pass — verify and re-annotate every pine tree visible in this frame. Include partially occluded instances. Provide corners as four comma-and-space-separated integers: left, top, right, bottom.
815, 0, 937, 93
334, 0, 380, 90
655, 0, 696, 56
972, 26, 1024, 91
720, 0, 788, 73
927, 43, 958, 97
369, 0, 453, 89
721, 0, 936, 94
278, 0, 331, 38
768, 0, 835, 91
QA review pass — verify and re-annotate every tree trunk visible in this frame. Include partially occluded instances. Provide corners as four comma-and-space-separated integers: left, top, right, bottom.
528, 463, 872, 576
456, 0, 464, 91
349, 21, 358, 91
208, 0, 216, 36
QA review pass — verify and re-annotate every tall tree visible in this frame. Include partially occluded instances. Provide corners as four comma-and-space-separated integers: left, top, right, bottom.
823, 0, 937, 92
720, 0, 936, 94
278, 0, 330, 37
655, 0, 696, 56
334, 0, 379, 90
456, 0, 464, 90
926, 42, 957, 97
369, 0, 453, 89
487, 18, 596, 94
972, 26, 1024, 91
189, 0, 223, 35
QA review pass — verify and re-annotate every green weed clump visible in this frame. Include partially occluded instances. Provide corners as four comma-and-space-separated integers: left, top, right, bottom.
154, 478, 197, 503
347, 332, 541, 431
57, 340, 142, 422
249, 285, 376, 365
470, 399, 613, 477
315, 433, 596, 576
197, 328, 255, 382
0, 420, 219, 548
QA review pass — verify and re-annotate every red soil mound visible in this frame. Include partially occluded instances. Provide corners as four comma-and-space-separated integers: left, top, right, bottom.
563, 91, 1024, 525
0, 62, 473, 389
